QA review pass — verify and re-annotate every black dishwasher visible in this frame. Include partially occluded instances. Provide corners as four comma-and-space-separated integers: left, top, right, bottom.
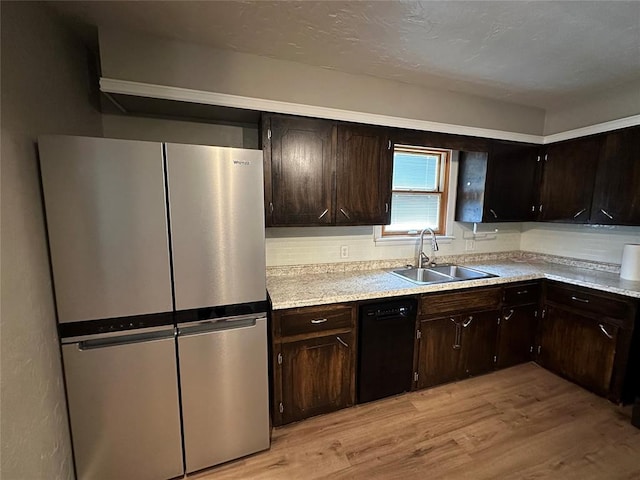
358, 298, 417, 403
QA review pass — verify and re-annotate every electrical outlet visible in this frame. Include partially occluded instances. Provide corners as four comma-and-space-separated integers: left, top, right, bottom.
465, 239, 476, 251
340, 245, 349, 258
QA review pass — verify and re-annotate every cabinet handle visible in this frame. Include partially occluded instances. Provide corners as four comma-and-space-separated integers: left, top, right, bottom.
336, 336, 349, 348
600, 209, 613, 220
504, 309, 514, 321
573, 208, 586, 218
516, 290, 528, 295
571, 296, 589, 304
388, 140, 392, 150
339, 208, 351, 220
598, 324, 614, 339
385, 202, 389, 213
462, 316, 473, 328
311, 318, 328, 324
269, 202, 274, 214
489, 209, 498, 219
450, 318, 461, 350
318, 209, 329, 220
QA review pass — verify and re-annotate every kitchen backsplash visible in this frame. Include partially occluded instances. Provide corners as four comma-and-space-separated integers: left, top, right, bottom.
521, 223, 640, 264
266, 222, 640, 267
266, 222, 521, 266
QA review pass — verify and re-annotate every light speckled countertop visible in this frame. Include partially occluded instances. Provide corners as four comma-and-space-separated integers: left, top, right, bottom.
267, 259, 640, 310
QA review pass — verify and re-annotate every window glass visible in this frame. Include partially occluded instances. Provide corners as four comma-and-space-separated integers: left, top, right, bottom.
392, 153, 439, 191
383, 146, 450, 236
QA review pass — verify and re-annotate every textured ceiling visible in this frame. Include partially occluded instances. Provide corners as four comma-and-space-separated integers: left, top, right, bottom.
50, 1, 640, 109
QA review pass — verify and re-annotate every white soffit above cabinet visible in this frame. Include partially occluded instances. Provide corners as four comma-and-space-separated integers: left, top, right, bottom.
52, 1, 640, 110
100, 77, 640, 145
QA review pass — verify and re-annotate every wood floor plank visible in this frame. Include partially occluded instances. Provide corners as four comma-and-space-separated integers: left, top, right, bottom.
196, 363, 640, 480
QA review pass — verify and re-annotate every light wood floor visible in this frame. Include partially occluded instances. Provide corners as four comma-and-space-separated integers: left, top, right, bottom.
196, 363, 640, 479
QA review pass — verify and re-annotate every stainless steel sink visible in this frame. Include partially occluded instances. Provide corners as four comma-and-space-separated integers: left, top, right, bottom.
428, 264, 496, 281
389, 267, 454, 285
390, 264, 495, 285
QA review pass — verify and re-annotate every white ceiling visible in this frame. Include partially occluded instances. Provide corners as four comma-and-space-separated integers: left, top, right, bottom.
50, 1, 640, 109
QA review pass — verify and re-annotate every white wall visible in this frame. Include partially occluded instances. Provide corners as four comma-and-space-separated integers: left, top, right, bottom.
101, 114, 254, 148
0, 3, 103, 479
544, 80, 640, 135
98, 28, 546, 135
521, 223, 640, 264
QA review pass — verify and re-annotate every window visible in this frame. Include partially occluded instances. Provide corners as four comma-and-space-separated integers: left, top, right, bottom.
383, 145, 451, 236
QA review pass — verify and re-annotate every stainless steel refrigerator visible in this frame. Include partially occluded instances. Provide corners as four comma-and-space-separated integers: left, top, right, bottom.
39, 136, 270, 480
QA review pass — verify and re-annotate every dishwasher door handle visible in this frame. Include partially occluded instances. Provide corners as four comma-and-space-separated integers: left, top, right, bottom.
178, 314, 265, 337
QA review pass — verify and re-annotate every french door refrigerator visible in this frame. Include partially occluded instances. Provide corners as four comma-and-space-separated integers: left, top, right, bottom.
39, 136, 269, 480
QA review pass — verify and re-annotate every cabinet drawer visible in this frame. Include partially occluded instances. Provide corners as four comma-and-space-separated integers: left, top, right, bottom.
545, 283, 632, 320
503, 283, 540, 306
276, 304, 354, 337
420, 287, 501, 317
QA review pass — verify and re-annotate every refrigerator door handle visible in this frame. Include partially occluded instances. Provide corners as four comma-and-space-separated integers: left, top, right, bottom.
77, 328, 176, 350
178, 315, 265, 337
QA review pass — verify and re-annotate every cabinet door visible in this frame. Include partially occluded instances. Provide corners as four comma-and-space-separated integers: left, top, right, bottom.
280, 333, 354, 424
590, 126, 640, 225
336, 124, 393, 225
539, 136, 601, 222
539, 306, 618, 396
496, 304, 538, 369
484, 142, 540, 222
459, 311, 500, 377
417, 317, 461, 389
266, 115, 335, 226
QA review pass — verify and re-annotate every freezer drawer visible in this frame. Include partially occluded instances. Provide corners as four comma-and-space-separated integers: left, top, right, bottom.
178, 315, 270, 473
62, 328, 183, 480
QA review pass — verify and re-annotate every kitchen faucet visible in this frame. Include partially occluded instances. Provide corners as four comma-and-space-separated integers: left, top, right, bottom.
418, 227, 439, 268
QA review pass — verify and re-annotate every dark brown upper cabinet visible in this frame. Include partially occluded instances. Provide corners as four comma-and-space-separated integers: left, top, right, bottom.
590, 126, 640, 225
262, 115, 392, 226
538, 136, 602, 223
455, 142, 540, 223
335, 124, 393, 225
262, 114, 335, 226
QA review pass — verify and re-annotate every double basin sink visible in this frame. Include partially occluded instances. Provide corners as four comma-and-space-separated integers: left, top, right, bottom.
390, 264, 496, 285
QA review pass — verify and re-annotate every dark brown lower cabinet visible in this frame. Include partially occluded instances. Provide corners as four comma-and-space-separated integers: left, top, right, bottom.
417, 310, 499, 389
496, 304, 538, 369
460, 311, 500, 376
271, 302, 356, 426
280, 333, 354, 425
539, 282, 637, 402
538, 306, 618, 397
417, 317, 460, 389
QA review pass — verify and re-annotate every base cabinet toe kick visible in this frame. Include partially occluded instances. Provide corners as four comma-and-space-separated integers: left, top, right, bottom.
270, 280, 639, 425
